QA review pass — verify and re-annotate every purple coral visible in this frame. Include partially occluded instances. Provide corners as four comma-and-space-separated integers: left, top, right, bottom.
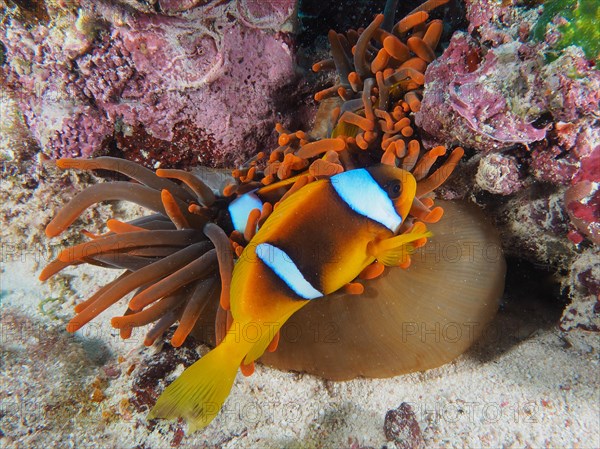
2, 0, 297, 166
416, 7, 600, 188
415, 0, 600, 343
416, 32, 548, 154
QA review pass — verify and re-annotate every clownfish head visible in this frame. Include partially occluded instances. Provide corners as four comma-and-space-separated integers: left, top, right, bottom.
366, 164, 416, 220
330, 164, 416, 234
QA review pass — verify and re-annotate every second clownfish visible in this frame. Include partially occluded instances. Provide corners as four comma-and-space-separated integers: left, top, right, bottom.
149, 164, 431, 431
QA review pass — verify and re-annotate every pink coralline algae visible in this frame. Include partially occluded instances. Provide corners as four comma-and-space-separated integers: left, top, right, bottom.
416, 3, 600, 189
417, 32, 548, 152
415, 0, 599, 344
2, 0, 297, 167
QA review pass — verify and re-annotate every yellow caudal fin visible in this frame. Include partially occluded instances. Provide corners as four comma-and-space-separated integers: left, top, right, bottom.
148, 327, 254, 433
368, 222, 432, 267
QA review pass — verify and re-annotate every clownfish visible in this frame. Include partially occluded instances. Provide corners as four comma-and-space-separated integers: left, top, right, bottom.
149, 164, 431, 431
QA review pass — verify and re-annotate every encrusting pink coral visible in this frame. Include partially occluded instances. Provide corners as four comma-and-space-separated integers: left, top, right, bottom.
2, 0, 297, 166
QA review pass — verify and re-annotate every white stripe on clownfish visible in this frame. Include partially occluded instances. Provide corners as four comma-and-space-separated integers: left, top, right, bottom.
228, 190, 263, 234
255, 242, 323, 300
330, 168, 403, 232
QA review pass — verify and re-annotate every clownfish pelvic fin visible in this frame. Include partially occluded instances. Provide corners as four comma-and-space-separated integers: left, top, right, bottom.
367, 222, 432, 267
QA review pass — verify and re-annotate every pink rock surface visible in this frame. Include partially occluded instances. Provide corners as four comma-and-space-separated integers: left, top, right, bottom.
2, 0, 297, 167
416, 8, 600, 189
416, 33, 548, 154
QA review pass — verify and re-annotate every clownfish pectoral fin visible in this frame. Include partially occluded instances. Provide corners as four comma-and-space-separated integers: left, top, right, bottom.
368, 223, 432, 267
148, 328, 254, 433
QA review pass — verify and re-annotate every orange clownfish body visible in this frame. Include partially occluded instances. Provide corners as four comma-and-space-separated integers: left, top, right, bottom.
149, 164, 431, 431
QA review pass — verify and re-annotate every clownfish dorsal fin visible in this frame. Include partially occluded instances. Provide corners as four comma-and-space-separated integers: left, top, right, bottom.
368, 222, 432, 267
254, 179, 324, 237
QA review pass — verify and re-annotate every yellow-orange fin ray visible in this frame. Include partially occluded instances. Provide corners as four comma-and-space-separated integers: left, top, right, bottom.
368, 222, 432, 267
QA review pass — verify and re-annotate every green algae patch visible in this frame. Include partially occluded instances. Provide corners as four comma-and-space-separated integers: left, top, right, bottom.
533, 0, 600, 68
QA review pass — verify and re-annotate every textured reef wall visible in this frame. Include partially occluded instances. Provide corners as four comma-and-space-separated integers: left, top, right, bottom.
2, 0, 299, 168
415, 0, 599, 343
2, 0, 598, 344
1, 0, 599, 447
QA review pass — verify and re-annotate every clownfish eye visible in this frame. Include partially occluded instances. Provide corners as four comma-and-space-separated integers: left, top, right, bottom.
385, 180, 402, 199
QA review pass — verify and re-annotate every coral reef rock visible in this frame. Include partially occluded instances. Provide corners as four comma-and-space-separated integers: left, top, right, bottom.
2, 0, 298, 168
416, 0, 600, 349
384, 402, 425, 449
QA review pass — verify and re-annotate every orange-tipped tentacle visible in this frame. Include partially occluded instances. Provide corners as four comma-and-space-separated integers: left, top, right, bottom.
343, 282, 365, 295
56, 230, 203, 263
128, 249, 217, 311
309, 159, 344, 178
44, 182, 185, 238
362, 77, 376, 123
171, 278, 217, 347
67, 242, 211, 331
408, 0, 449, 15
222, 183, 238, 197
410, 197, 444, 223
267, 330, 281, 353
383, 35, 410, 62
258, 202, 273, 228
407, 36, 436, 63
118, 307, 135, 339
381, 146, 397, 166
348, 71, 363, 92
354, 14, 384, 78
338, 111, 375, 132
404, 91, 421, 112
384, 67, 425, 86
402, 140, 421, 171
398, 56, 428, 73
111, 291, 183, 329
276, 175, 314, 207
423, 19, 443, 49
161, 189, 190, 230
413, 146, 447, 181
359, 261, 385, 280
398, 255, 412, 269
312, 58, 336, 72
56, 157, 194, 202
394, 11, 429, 34
295, 138, 346, 159
243, 208, 262, 243
156, 168, 216, 206
415, 147, 464, 197
39, 258, 81, 281
73, 272, 130, 313
371, 48, 390, 74
240, 361, 255, 377
143, 307, 184, 347
106, 219, 146, 234
204, 223, 234, 310
421, 196, 435, 208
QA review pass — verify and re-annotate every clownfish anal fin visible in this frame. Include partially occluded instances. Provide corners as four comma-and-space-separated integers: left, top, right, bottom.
368, 223, 432, 267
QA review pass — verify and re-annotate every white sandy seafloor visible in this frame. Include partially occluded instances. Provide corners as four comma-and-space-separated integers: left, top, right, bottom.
1, 180, 599, 449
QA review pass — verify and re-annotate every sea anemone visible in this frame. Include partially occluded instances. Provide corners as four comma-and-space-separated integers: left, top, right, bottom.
40, 157, 227, 347
41, 0, 505, 380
